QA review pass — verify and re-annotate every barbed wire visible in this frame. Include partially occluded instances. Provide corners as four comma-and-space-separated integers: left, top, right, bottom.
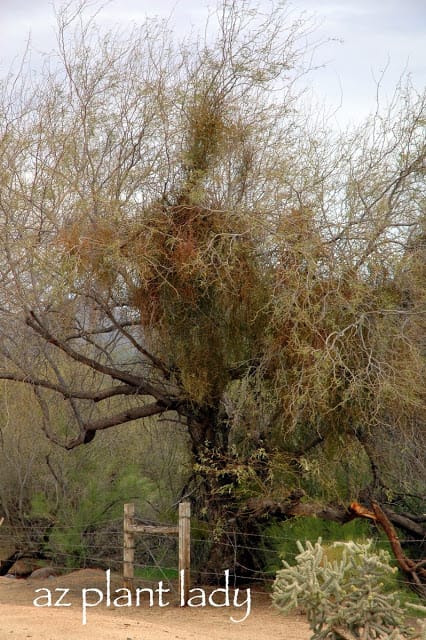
1, 523, 424, 544
1, 514, 425, 594
0, 530, 425, 553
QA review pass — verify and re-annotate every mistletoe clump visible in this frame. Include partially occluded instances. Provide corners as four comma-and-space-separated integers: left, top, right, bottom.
272, 539, 423, 640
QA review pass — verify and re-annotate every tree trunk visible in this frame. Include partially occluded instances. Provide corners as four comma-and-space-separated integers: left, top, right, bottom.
186, 407, 274, 582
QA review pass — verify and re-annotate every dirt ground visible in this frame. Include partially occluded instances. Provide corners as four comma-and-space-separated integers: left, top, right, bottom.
0, 569, 312, 639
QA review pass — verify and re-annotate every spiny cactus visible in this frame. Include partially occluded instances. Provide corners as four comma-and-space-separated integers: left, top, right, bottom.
272, 538, 424, 640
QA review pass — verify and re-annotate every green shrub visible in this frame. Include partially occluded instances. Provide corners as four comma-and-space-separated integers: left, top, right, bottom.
263, 517, 372, 575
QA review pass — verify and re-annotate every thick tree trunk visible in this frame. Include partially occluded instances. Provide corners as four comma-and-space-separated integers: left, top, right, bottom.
185, 406, 279, 582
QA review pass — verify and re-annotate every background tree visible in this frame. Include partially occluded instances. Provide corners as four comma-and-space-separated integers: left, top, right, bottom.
0, 0, 424, 579
0, 378, 188, 574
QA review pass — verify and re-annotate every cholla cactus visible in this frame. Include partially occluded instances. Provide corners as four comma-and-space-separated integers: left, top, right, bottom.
272, 538, 422, 640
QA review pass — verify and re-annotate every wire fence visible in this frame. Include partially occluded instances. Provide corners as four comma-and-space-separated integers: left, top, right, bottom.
1, 516, 425, 595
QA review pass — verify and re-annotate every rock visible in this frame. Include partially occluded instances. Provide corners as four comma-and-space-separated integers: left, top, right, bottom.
29, 566, 59, 579
9, 559, 37, 578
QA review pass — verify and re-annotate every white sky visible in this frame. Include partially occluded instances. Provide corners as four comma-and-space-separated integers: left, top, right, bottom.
0, 0, 425, 127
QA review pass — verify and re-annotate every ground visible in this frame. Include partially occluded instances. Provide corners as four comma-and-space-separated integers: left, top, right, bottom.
0, 569, 311, 639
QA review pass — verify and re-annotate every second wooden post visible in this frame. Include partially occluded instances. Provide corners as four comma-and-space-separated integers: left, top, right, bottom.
178, 500, 191, 605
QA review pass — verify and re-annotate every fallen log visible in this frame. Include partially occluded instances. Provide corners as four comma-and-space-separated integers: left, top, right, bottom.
245, 493, 425, 539
244, 492, 425, 596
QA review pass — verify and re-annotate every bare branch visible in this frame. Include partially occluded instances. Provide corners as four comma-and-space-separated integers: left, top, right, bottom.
65, 401, 170, 449
0, 372, 142, 404
64, 320, 140, 341
90, 295, 171, 377
25, 310, 166, 399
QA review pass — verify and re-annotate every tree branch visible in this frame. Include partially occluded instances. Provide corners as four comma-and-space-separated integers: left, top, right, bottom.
243, 492, 351, 523
0, 373, 141, 402
383, 508, 426, 539
64, 320, 141, 341
25, 310, 166, 399
93, 297, 170, 377
65, 401, 170, 449
244, 495, 426, 540
349, 501, 426, 598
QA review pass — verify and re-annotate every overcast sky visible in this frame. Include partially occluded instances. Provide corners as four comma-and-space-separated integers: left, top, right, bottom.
0, 0, 425, 126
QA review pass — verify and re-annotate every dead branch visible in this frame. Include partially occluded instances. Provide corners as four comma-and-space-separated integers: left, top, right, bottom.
350, 501, 426, 599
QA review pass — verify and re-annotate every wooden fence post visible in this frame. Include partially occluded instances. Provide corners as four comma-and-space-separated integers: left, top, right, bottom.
123, 501, 190, 602
178, 500, 191, 606
123, 503, 135, 591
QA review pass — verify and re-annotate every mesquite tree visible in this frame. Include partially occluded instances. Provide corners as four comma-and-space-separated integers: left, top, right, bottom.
0, 0, 424, 577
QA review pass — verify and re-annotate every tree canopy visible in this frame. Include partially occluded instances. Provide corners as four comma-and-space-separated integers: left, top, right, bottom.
0, 0, 425, 578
